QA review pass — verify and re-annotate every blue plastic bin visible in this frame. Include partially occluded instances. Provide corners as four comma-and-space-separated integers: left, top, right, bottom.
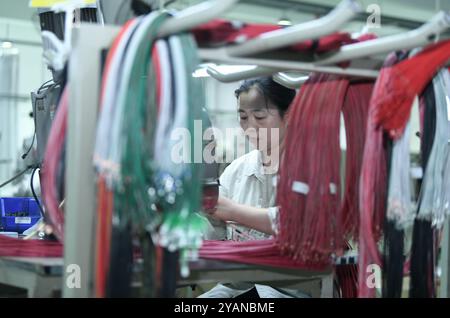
0, 198, 41, 234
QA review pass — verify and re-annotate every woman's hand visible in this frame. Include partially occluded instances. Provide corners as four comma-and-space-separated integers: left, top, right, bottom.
204, 196, 237, 222
205, 197, 275, 235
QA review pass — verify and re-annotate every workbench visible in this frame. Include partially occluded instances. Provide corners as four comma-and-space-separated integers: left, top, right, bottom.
0, 257, 63, 297
0, 256, 332, 298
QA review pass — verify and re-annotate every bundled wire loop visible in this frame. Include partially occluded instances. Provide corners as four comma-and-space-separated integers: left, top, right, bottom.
93, 11, 208, 296
359, 42, 450, 297
277, 74, 373, 265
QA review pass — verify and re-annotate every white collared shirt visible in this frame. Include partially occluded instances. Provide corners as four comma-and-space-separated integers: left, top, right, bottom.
219, 150, 279, 241
199, 150, 324, 298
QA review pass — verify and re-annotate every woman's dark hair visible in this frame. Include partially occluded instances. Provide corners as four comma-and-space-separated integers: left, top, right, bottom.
234, 77, 296, 117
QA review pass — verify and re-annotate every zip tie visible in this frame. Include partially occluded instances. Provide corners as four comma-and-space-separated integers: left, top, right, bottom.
329, 183, 337, 195
292, 181, 309, 195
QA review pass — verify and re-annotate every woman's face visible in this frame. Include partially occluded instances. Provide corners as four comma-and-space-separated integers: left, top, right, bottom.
237, 86, 287, 152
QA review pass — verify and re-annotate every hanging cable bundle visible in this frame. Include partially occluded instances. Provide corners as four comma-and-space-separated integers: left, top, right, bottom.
360, 44, 450, 297
149, 33, 208, 278
93, 11, 208, 296
382, 93, 419, 298
382, 69, 450, 298
94, 18, 140, 298
94, 12, 169, 297
409, 69, 450, 298
340, 82, 373, 240
386, 101, 417, 230
381, 50, 419, 298
438, 71, 450, 221
372, 40, 450, 140
96, 12, 179, 297
109, 12, 167, 229
40, 87, 68, 241
409, 81, 437, 298
358, 52, 404, 298
416, 69, 450, 227
94, 18, 141, 178
277, 74, 347, 263
271, 71, 374, 268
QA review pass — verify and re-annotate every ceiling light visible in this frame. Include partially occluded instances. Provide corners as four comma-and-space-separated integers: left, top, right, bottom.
277, 18, 292, 26
1, 42, 13, 49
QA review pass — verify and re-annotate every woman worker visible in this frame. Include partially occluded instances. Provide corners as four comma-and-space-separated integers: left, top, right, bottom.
199, 77, 312, 298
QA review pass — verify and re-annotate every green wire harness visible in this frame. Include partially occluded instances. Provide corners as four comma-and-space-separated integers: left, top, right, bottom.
100, 11, 208, 279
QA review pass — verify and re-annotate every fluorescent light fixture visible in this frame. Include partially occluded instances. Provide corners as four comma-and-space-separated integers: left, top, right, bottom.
1, 42, 13, 49
277, 18, 292, 26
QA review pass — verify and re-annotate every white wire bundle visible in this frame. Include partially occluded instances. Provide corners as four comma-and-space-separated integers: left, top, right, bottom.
149, 34, 207, 277
110, 14, 159, 187
93, 11, 207, 277
153, 37, 189, 178
93, 18, 141, 186
417, 69, 450, 228
438, 70, 450, 226
153, 40, 173, 167
153, 35, 206, 244
387, 97, 418, 230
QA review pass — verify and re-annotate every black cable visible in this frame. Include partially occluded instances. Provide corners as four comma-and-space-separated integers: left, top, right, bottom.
56, 140, 66, 202
0, 78, 51, 186
0, 166, 33, 189
30, 166, 45, 218
382, 51, 409, 299
106, 222, 134, 297
37, 79, 54, 94
22, 132, 36, 160
131, 0, 152, 15
159, 249, 178, 298
141, 231, 156, 297
410, 82, 437, 298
